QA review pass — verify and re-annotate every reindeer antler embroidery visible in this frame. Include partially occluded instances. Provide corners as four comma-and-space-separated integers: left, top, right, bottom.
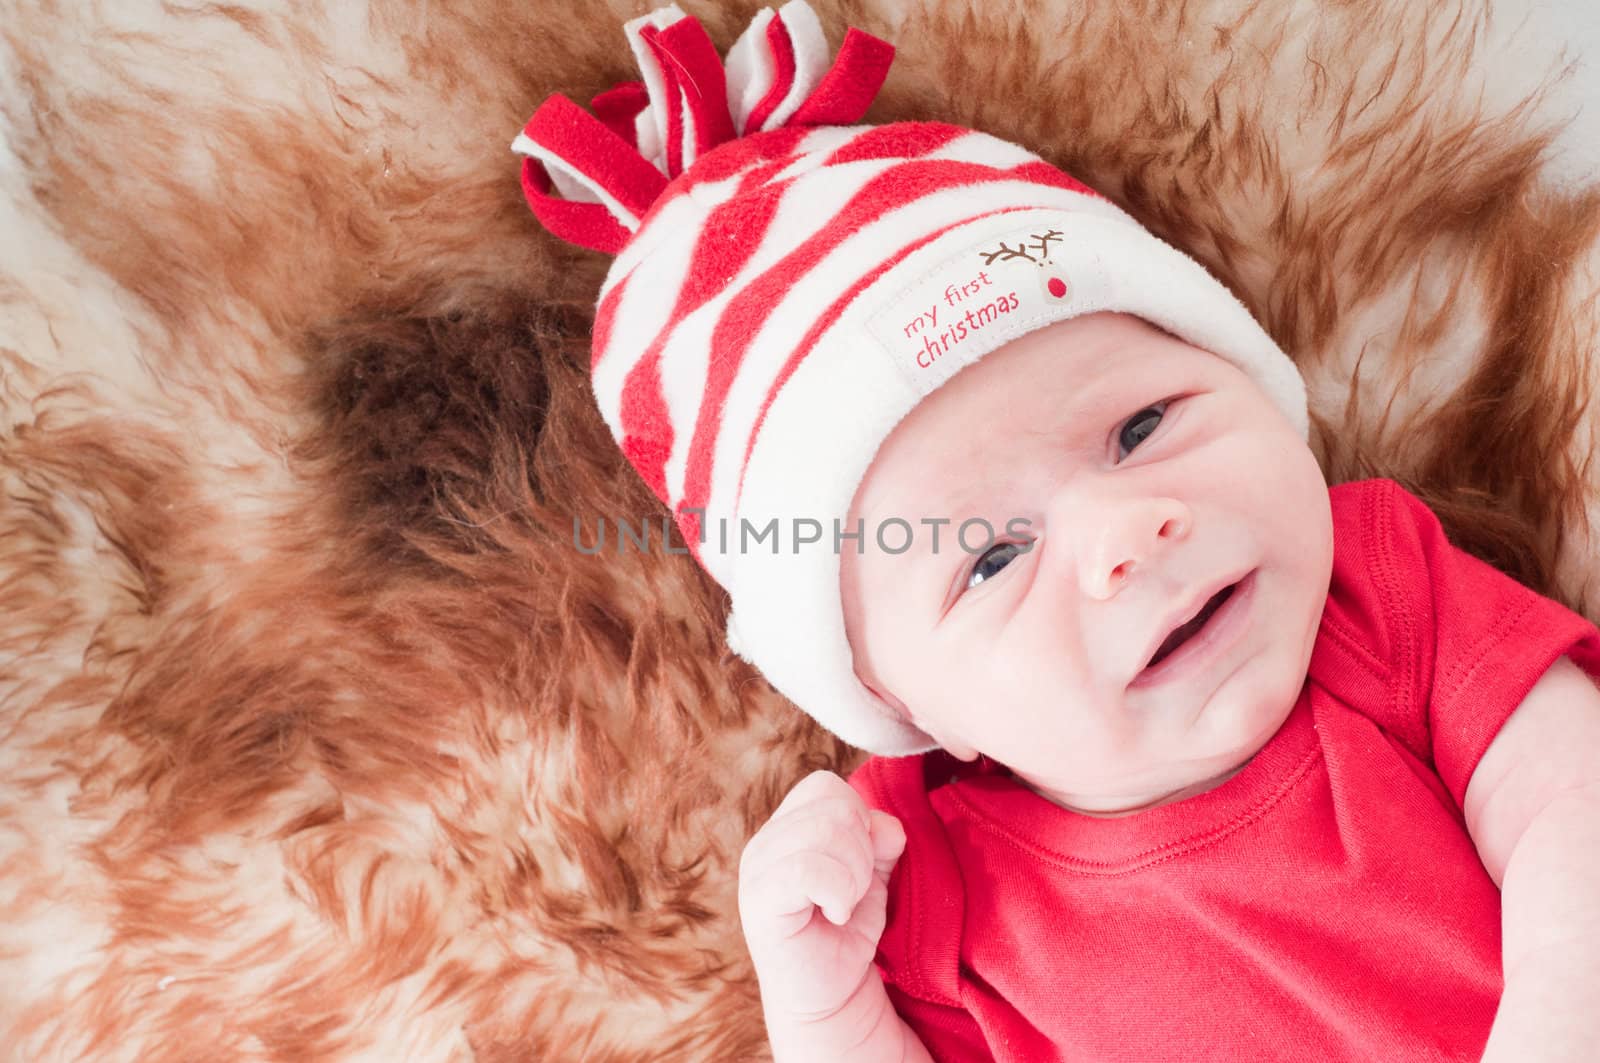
979, 229, 1066, 266
512, 1, 894, 254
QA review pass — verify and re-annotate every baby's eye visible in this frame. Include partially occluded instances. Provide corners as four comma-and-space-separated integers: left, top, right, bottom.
1117, 402, 1169, 460
965, 540, 1029, 591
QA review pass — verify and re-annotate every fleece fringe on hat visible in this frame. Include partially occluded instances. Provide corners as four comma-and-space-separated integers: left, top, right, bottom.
514, 0, 1308, 756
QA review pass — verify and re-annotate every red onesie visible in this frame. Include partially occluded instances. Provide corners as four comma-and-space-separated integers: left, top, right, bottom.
850, 478, 1600, 1062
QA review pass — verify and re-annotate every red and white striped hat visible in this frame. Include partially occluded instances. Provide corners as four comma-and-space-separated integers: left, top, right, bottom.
514, 1, 1308, 755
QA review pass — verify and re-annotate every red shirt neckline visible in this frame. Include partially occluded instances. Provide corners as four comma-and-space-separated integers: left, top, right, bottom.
939, 686, 1323, 873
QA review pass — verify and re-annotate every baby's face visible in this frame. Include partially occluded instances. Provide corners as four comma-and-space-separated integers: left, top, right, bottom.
840, 312, 1334, 816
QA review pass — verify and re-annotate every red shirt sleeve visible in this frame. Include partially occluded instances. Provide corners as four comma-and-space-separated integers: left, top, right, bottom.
1315, 478, 1600, 808
884, 984, 995, 1063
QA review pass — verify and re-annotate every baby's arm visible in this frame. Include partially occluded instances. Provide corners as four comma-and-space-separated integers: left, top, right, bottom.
1463, 655, 1600, 1062
738, 770, 935, 1063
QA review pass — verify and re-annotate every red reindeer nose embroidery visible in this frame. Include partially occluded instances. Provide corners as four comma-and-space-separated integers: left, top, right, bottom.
1038, 269, 1070, 301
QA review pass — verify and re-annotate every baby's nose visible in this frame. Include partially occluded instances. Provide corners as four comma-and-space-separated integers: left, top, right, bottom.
1080, 497, 1191, 600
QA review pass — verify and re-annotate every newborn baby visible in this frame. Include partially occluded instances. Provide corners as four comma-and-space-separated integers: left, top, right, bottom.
739, 310, 1600, 1062
510, 3, 1600, 1058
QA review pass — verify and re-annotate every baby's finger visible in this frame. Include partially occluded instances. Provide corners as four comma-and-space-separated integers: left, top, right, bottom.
867, 810, 907, 872
750, 786, 872, 855
771, 770, 861, 820
748, 847, 864, 934
744, 804, 875, 902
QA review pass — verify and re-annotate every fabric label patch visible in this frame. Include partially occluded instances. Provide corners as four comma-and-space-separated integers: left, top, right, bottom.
863, 214, 1113, 394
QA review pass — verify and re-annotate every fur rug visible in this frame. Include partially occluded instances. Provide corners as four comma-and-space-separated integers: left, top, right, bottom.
3, 0, 1600, 1058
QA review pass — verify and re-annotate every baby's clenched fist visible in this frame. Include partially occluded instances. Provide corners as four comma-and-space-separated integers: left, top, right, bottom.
737, 769, 908, 1024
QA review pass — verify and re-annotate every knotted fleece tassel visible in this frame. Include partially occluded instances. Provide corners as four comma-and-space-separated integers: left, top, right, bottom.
511, 0, 894, 254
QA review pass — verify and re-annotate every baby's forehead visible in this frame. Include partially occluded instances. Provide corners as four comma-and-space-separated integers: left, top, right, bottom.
950, 336, 1174, 418
864, 367, 1129, 490
851, 316, 1218, 516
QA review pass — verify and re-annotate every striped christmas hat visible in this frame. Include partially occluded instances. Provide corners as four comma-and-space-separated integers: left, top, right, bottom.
514, 1, 1308, 755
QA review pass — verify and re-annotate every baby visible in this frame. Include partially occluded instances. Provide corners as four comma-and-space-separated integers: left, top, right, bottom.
512, 3, 1600, 1059
741, 307, 1600, 1063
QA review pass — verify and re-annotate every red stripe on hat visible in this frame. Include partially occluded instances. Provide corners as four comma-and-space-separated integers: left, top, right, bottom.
737, 157, 802, 196
823, 122, 968, 165
676, 158, 1053, 521
789, 28, 896, 127
618, 357, 672, 503
592, 273, 629, 372
1009, 160, 1103, 200
744, 14, 796, 135
735, 129, 826, 188
720, 126, 940, 199
680, 126, 816, 194
613, 186, 787, 504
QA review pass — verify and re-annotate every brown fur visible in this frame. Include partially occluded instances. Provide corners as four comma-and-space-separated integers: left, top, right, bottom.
2, 0, 1597, 1057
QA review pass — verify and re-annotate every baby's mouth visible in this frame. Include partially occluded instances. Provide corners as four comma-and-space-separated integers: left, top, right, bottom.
1145, 582, 1240, 670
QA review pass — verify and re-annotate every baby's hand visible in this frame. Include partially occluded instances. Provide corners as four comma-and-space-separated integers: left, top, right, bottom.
738, 769, 908, 1025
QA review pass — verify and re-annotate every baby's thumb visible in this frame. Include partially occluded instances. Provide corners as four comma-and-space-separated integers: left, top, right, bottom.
867, 810, 907, 873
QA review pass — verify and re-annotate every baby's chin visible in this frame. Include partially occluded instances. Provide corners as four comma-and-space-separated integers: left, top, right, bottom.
1191, 667, 1303, 755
